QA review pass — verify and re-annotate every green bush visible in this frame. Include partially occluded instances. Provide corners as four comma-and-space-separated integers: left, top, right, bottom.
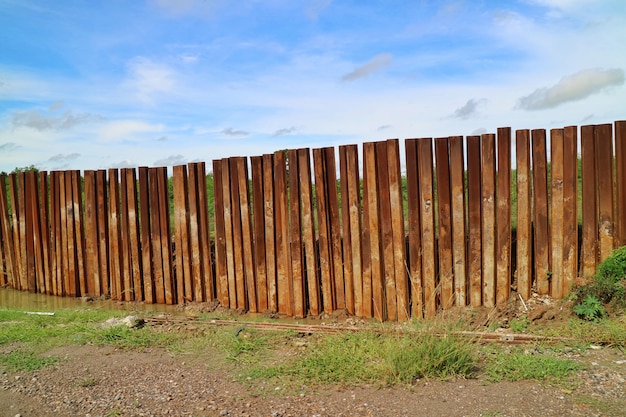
574, 246, 626, 317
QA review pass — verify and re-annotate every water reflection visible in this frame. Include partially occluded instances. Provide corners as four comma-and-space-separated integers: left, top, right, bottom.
0, 288, 178, 314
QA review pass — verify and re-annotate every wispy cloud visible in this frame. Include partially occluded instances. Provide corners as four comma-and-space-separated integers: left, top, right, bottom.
153, 154, 187, 167
273, 126, 296, 136
516, 68, 624, 110
451, 98, 487, 119
221, 127, 249, 137
110, 160, 138, 169
125, 57, 175, 103
0, 142, 20, 152
150, 0, 219, 17
49, 153, 80, 162
306, 0, 332, 20
377, 125, 392, 131
10, 109, 104, 131
341, 53, 392, 82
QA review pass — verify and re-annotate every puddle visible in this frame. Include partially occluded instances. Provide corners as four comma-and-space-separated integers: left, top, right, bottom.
0, 287, 179, 315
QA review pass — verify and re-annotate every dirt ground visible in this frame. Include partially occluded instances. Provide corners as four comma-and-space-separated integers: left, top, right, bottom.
1, 294, 625, 417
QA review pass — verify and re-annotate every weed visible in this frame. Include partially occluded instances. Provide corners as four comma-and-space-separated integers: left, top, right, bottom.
77, 377, 99, 387
509, 317, 530, 332
573, 296, 606, 321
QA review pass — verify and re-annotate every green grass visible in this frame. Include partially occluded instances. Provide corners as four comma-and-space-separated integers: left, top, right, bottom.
0, 349, 60, 371
484, 348, 579, 382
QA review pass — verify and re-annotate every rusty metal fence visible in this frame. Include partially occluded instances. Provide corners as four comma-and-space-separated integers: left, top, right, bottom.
1, 121, 625, 320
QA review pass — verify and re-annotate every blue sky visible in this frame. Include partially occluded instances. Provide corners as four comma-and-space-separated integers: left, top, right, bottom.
1, 0, 625, 172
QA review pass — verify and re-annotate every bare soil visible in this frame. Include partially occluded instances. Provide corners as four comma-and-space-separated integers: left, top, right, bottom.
1, 295, 625, 417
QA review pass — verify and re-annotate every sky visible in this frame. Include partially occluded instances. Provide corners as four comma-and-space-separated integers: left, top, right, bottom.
1, 0, 625, 173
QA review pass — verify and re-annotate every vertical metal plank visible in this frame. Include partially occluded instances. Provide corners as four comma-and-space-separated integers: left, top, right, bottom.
550, 129, 565, 299
187, 163, 203, 302
531, 129, 550, 295
148, 168, 165, 303
212, 160, 229, 307
138, 167, 153, 303
363, 142, 383, 320
96, 170, 109, 296
388, 139, 408, 320
108, 169, 122, 300
346, 145, 363, 317
124, 169, 141, 301
449, 136, 467, 306
274, 151, 293, 315
595, 123, 615, 262
26, 172, 42, 292
220, 159, 237, 308
251, 156, 268, 311
376, 141, 395, 321
325, 148, 345, 311
236, 157, 257, 312
298, 148, 320, 316
84, 171, 98, 296
580, 125, 598, 279
496, 127, 512, 304
405, 139, 423, 318
65, 172, 77, 297
339, 145, 355, 315
157, 167, 174, 304
515, 130, 532, 299
119, 169, 132, 301
289, 149, 305, 317
0, 175, 16, 289
9, 174, 23, 289
616, 121, 626, 247
173, 165, 191, 303
481, 134, 496, 307
262, 154, 277, 312
417, 138, 437, 318
38, 172, 51, 295
195, 163, 213, 301
361, 144, 373, 318
435, 137, 453, 309
229, 158, 246, 310
313, 148, 334, 313
467, 136, 482, 306
51, 172, 62, 295
562, 126, 578, 296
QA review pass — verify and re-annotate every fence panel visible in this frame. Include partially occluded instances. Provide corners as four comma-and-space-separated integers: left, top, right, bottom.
417, 138, 437, 318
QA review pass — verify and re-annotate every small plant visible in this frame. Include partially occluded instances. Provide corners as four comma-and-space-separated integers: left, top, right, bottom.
509, 317, 530, 332
573, 296, 606, 321
77, 377, 99, 387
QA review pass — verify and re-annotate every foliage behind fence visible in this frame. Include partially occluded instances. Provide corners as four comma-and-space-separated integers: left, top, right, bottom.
1, 121, 625, 320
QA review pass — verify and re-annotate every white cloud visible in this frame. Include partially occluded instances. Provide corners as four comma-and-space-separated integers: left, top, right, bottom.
516, 68, 624, 110
341, 53, 392, 82
110, 160, 138, 169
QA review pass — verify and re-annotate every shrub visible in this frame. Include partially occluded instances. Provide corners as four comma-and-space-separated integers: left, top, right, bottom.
574, 246, 626, 317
